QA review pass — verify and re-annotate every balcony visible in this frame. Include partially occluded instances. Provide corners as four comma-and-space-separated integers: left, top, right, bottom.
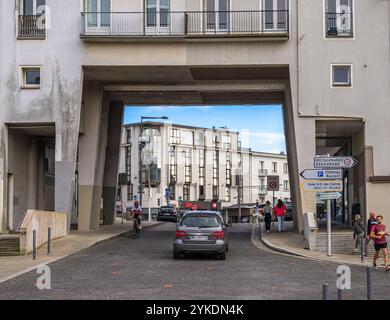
259, 187, 267, 195
258, 169, 268, 176
325, 12, 353, 37
18, 15, 46, 39
80, 10, 289, 41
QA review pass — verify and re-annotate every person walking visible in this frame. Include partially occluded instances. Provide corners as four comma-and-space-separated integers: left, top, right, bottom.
261, 201, 273, 233
274, 199, 287, 232
370, 215, 390, 271
365, 211, 378, 257
353, 214, 366, 254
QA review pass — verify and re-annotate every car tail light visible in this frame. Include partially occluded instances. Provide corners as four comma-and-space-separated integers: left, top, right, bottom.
211, 231, 225, 239
175, 230, 187, 239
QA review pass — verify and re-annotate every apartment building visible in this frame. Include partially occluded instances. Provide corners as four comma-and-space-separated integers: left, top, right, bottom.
0, 0, 389, 234
117, 122, 290, 219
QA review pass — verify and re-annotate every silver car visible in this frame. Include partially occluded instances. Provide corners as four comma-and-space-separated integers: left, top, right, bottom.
173, 211, 229, 260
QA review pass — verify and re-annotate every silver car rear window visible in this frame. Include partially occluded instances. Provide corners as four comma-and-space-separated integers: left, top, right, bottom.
181, 215, 221, 228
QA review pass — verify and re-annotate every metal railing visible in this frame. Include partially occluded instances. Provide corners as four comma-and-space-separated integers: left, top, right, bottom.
258, 169, 268, 176
81, 10, 289, 37
325, 12, 353, 37
18, 15, 46, 38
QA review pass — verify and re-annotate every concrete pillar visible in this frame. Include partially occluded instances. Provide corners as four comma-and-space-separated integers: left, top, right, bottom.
102, 101, 124, 225
0, 125, 7, 233
284, 85, 317, 233
78, 81, 105, 231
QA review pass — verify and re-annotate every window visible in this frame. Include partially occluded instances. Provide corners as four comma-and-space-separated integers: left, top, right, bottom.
222, 135, 231, 149
86, 0, 111, 28
22, 0, 46, 15
169, 146, 177, 184
181, 131, 194, 145
170, 129, 180, 144
184, 148, 192, 184
199, 185, 205, 200
332, 64, 352, 87
325, 0, 353, 37
199, 149, 205, 186
213, 150, 219, 200
263, 0, 288, 31
272, 162, 278, 173
125, 147, 133, 201
126, 128, 131, 144
225, 187, 231, 202
21, 67, 40, 89
146, 0, 170, 29
205, 0, 230, 32
183, 184, 190, 201
284, 180, 289, 191
226, 152, 231, 186
195, 132, 205, 147
283, 163, 288, 173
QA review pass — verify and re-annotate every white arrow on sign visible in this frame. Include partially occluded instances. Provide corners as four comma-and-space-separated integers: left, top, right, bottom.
301, 180, 343, 192
300, 169, 343, 180
314, 157, 357, 169
316, 192, 342, 201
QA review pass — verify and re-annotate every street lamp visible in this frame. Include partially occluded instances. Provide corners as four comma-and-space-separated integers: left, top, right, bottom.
139, 116, 169, 222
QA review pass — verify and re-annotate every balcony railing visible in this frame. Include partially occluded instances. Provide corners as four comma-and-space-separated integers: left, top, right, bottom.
80, 10, 289, 38
18, 15, 46, 39
259, 169, 268, 176
325, 12, 353, 37
259, 187, 267, 195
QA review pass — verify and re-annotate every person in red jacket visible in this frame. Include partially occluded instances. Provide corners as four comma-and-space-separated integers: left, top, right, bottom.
274, 199, 287, 232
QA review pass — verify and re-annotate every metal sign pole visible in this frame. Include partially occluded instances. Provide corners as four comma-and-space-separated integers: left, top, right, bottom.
327, 198, 332, 256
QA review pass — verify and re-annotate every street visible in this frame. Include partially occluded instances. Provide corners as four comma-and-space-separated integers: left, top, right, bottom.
0, 223, 389, 300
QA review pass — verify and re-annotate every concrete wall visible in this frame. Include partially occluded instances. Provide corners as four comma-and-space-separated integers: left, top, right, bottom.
0, 0, 389, 232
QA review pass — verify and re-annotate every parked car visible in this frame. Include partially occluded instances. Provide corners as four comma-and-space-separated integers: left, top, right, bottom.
173, 211, 229, 260
285, 203, 293, 221
157, 206, 178, 222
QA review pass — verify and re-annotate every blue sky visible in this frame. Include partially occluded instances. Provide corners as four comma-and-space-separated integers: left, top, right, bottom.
124, 105, 286, 154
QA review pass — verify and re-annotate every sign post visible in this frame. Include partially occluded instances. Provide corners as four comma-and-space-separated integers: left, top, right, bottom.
267, 175, 280, 207
327, 198, 332, 256
300, 169, 343, 180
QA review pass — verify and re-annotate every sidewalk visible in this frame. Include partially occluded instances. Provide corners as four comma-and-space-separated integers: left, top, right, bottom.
252, 221, 375, 268
0, 220, 162, 284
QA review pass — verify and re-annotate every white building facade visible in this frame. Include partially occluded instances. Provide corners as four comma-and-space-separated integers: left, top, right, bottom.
117, 122, 290, 218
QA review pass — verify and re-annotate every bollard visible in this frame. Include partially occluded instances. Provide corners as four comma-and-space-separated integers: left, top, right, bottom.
360, 237, 364, 262
337, 288, 343, 300
367, 267, 372, 300
322, 284, 329, 300
47, 227, 51, 256
33, 230, 37, 260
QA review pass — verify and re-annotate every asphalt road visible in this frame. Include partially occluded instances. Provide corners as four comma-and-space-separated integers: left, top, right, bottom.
0, 223, 389, 300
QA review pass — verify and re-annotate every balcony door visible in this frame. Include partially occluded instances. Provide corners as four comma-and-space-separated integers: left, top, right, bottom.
145, 0, 170, 35
85, 0, 111, 34
21, 0, 45, 15
326, 0, 352, 36
263, 0, 288, 32
204, 0, 230, 33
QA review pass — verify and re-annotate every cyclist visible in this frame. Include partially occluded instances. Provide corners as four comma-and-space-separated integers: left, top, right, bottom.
132, 202, 142, 238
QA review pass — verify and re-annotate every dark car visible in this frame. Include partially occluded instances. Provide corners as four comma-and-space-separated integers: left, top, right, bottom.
285, 203, 293, 221
157, 206, 178, 222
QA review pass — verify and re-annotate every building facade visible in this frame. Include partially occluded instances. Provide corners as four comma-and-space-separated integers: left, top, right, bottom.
0, 0, 389, 234
117, 122, 290, 218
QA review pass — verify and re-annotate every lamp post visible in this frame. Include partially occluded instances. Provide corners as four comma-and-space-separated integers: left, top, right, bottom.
139, 116, 168, 222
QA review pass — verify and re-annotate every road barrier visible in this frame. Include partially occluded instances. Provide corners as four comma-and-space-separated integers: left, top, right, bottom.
32, 230, 37, 260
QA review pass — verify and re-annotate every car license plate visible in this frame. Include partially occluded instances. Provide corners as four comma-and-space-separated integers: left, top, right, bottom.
164, 213, 170, 215
190, 235, 208, 241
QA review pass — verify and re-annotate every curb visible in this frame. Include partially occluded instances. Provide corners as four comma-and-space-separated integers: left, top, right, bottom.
252, 224, 372, 268
0, 222, 164, 284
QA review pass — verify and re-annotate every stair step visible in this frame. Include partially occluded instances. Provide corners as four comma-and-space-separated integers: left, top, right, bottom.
0, 247, 20, 252
0, 252, 21, 257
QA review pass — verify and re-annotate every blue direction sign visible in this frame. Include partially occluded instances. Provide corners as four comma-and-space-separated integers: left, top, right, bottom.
300, 169, 343, 180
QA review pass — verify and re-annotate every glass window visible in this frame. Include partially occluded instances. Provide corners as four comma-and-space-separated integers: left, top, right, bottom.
25, 69, 40, 85
272, 162, 278, 173
332, 65, 352, 87
183, 184, 190, 201
325, 0, 353, 37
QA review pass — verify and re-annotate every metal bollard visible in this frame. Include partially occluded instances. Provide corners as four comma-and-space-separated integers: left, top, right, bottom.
337, 288, 343, 300
360, 237, 364, 262
322, 284, 329, 300
33, 230, 37, 260
47, 227, 51, 256
367, 266, 372, 300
